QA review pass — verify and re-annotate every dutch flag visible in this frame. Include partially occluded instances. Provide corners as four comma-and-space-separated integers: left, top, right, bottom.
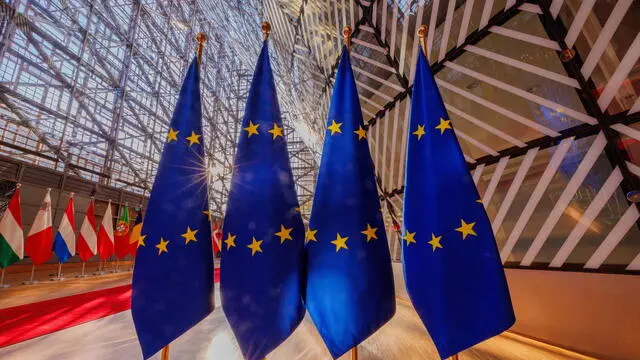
52, 193, 76, 263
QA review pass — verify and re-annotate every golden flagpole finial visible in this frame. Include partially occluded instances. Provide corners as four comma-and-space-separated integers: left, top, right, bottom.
343, 25, 352, 52
262, 21, 271, 41
417, 25, 428, 57
195, 32, 208, 65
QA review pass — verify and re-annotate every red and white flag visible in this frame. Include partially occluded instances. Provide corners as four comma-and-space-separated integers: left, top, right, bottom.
97, 200, 114, 260
25, 188, 53, 266
76, 199, 97, 262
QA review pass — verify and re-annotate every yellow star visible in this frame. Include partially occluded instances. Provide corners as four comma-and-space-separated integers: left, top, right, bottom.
455, 219, 477, 240
268, 123, 284, 139
202, 210, 212, 220
138, 234, 146, 247
155, 238, 169, 255
224, 233, 236, 250
330, 233, 349, 252
412, 124, 426, 140
305, 228, 318, 243
327, 120, 343, 135
181, 226, 198, 244
275, 225, 293, 244
428, 233, 443, 251
294, 207, 301, 212
247, 237, 263, 256
354, 125, 367, 140
244, 121, 259, 137
403, 231, 416, 245
435, 118, 452, 134
166, 128, 179, 142
361, 223, 378, 242
185, 131, 201, 146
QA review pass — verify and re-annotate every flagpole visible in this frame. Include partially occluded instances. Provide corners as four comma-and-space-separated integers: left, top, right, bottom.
195, 32, 207, 66
450, 354, 459, 360
351, 346, 358, 360
343, 25, 352, 52
161, 344, 169, 360
418, 25, 428, 56
0, 268, 8, 288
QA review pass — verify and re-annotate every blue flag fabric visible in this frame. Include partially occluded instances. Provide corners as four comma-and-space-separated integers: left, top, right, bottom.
131, 58, 214, 359
220, 41, 305, 360
402, 49, 515, 359
306, 47, 395, 359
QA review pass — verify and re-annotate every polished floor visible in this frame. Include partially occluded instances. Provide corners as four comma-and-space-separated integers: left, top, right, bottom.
0, 265, 595, 360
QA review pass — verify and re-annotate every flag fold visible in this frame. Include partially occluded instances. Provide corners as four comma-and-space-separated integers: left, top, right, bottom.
402, 49, 515, 359
0, 185, 23, 268
131, 58, 214, 359
306, 46, 395, 359
25, 189, 53, 266
221, 41, 305, 360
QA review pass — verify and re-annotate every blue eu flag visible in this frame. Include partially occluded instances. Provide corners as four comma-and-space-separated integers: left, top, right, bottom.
306, 47, 395, 359
131, 58, 214, 359
220, 41, 305, 360
402, 49, 515, 359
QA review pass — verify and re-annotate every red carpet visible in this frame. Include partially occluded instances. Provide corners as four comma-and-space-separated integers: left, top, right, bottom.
0, 268, 220, 348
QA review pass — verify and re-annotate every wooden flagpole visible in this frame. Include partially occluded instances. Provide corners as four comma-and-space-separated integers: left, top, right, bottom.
351, 346, 358, 360
161, 344, 169, 360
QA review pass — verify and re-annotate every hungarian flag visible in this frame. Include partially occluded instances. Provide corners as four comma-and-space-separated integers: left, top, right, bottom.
114, 205, 131, 259
212, 220, 222, 254
76, 199, 97, 262
25, 189, 53, 266
0, 185, 24, 268
128, 210, 143, 257
97, 201, 114, 261
52, 194, 76, 263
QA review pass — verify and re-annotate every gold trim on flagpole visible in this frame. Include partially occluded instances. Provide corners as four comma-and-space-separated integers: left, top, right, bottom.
161, 345, 170, 360
417, 25, 428, 57
262, 21, 271, 41
343, 25, 352, 52
195, 32, 207, 65
351, 345, 358, 360
449, 354, 459, 360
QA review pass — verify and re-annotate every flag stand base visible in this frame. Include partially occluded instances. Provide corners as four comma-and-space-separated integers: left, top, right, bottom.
51, 263, 65, 281
22, 265, 39, 285
93, 261, 108, 275
76, 262, 90, 278
0, 268, 10, 289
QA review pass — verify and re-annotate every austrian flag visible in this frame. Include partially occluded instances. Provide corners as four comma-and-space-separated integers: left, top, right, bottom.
0, 184, 24, 268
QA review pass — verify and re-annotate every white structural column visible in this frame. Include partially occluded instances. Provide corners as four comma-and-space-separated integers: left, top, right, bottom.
521, 133, 607, 266
627, 249, 640, 271
389, 104, 401, 190
492, 148, 538, 233
490, 26, 561, 51
446, 103, 527, 147
580, 0, 633, 79
426, 0, 440, 62
396, 99, 411, 187
564, 0, 596, 49
479, 0, 494, 29
549, 0, 564, 19
472, 164, 485, 185
438, 0, 456, 62
500, 137, 574, 263
457, 0, 475, 47
482, 156, 510, 207
550, 167, 624, 267
597, 32, 640, 111
584, 205, 640, 270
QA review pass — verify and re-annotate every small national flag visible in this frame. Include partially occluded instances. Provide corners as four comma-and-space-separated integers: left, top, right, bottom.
212, 220, 221, 254
114, 205, 131, 258
97, 201, 114, 261
131, 58, 214, 359
76, 199, 97, 262
25, 189, 53, 266
306, 46, 396, 358
221, 40, 305, 360
0, 185, 24, 268
52, 194, 76, 263
128, 211, 143, 257
402, 46, 515, 359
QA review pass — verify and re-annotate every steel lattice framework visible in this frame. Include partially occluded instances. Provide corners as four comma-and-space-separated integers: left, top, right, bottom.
1, 0, 639, 273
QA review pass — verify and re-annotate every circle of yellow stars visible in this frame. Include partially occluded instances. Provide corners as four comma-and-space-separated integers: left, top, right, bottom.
402, 218, 478, 253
